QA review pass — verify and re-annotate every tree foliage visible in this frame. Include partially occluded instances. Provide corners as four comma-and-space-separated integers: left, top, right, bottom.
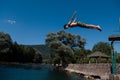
46, 30, 86, 49
0, 32, 12, 53
92, 42, 111, 56
45, 30, 86, 66
116, 53, 120, 63
0, 32, 42, 63
74, 49, 92, 63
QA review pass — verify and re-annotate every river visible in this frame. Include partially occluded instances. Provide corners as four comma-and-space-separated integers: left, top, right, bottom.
0, 64, 84, 80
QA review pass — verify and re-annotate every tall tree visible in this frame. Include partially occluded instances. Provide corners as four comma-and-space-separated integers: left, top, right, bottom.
0, 32, 13, 53
46, 30, 86, 49
0, 32, 42, 63
92, 42, 111, 56
0, 32, 13, 61
46, 30, 86, 66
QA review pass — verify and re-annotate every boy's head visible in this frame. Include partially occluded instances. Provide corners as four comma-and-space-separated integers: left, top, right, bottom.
64, 24, 69, 29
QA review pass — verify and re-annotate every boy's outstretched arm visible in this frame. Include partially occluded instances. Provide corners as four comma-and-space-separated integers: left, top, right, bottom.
67, 11, 77, 25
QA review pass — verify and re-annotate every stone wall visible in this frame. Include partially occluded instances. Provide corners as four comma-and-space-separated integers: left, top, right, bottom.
65, 63, 112, 80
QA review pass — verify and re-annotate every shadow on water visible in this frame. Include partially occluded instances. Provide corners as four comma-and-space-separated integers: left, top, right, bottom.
0, 64, 84, 80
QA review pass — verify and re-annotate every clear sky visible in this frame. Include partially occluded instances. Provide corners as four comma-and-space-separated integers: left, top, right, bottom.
0, 0, 120, 52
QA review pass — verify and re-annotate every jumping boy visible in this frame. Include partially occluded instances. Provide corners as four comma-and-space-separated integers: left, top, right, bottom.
64, 12, 102, 31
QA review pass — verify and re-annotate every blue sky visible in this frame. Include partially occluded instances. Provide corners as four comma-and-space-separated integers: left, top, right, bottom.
0, 0, 120, 52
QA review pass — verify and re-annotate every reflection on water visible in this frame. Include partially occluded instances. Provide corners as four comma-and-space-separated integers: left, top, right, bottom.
0, 64, 84, 80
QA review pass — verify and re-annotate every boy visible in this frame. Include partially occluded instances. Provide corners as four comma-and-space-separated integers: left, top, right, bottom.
64, 12, 102, 31
64, 22, 102, 31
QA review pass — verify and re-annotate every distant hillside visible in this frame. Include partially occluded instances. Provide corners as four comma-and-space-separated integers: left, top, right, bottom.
28, 45, 51, 59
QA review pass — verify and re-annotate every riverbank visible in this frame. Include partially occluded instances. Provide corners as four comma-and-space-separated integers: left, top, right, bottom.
65, 63, 111, 80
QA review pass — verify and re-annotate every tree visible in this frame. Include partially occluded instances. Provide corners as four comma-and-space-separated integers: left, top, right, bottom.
0, 32, 13, 53
0, 32, 42, 63
56, 30, 86, 49
33, 48, 42, 63
74, 49, 92, 63
12, 42, 42, 63
45, 30, 86, 66
46, 30, 86, 49
92, 42, 111, 56
0, 32, 13, 61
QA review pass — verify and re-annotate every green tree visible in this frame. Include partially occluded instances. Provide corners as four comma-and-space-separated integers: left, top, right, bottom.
74, 49, 92, 63
57, 30, 86, 49
0, 32, 13, 61
12, 43, 42, 63
0, 32, 42, 63
33, 48, 42, 63
92, 42, 111, 56
46, 30, 86, 49
46, 30, 86, 66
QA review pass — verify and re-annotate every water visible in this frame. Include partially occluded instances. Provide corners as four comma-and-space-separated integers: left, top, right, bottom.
0, 64, 84, 80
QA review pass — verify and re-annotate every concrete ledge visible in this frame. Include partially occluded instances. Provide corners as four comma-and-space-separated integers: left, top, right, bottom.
65, 63, 111, 80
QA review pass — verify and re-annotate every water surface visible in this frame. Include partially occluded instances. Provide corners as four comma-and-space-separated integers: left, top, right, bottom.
0, 64, 84, 80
